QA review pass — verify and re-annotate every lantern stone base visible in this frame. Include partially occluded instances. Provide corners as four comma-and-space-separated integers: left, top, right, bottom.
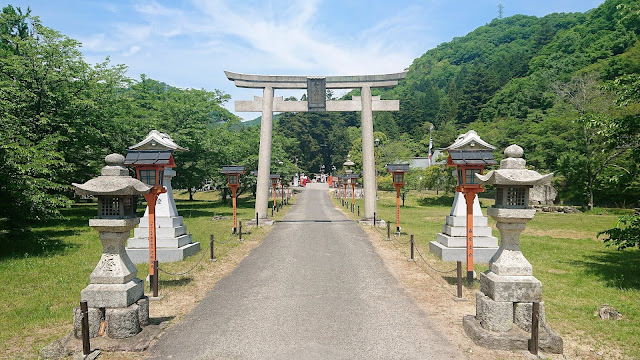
73, 296, 149, 339
126, 215, 200, 264
81, 279, 144, 308
358, 218, 386, 227
480, 271, 542, 302
463, 314, 563, 354
429, 193, 499, 263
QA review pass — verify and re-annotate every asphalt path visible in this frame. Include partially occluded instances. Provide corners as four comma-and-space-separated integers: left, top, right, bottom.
149, 183, 463, 359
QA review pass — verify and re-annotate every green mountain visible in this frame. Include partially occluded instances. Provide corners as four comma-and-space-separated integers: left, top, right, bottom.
275, 0, 640, 207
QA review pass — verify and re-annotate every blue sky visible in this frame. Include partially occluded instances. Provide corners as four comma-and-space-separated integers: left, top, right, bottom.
9, 0, 605, 120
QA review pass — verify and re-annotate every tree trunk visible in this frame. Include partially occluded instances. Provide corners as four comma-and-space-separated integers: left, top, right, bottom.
189, 188, 194, 201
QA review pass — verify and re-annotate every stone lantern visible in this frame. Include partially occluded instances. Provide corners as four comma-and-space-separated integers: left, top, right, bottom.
463, 144, 563, 353
72, 154, 152, 339
386, 164, 410, 233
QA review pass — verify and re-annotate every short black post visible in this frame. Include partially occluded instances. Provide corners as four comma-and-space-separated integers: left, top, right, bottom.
357, 206, 360, 217
457, 261, 463, 298
80, 301, 90, 355
410, 235, 414, 260
402, 192, 405, 207
256, 212, 259, 227
351, 203, 354, 213
373, 212, 376, 227
239, 221, 243, 241
386, 222, 390, 240
210, 234, 216, 261
152, 260, 159, 297
530, 302, 540, 355
271, 206, 274, 216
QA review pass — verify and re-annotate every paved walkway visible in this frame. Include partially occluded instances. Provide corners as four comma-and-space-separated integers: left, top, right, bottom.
149, 184, 463, 359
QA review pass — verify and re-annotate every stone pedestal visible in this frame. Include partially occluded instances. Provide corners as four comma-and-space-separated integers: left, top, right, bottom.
464, 208, 562, 353
429, 192, 498, 262
126, 169, 200, 263
75, 218, 148, 339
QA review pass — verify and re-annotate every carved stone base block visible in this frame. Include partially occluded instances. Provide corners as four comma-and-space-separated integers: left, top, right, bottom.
81, 279, 143, 308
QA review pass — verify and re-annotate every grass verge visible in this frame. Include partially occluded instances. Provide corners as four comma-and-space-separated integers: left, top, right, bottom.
334, 188, 639, 359
0, 190, 293, 359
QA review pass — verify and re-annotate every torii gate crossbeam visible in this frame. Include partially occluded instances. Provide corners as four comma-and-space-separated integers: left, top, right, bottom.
225, 71, 407, 222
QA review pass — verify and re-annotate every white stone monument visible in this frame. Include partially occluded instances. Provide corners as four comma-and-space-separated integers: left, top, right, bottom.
429, 130, 499, 263
72, 154, 151, 339
125, 130, 200, 263
462, 145, 563, 353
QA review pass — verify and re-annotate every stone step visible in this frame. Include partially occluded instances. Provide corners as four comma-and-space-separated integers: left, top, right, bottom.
442, 224, 493, 237
436, 233, 499, 248
428, 241, 498, 263
136, 216, 184, 228
446, 215, 488, 227
126, 242, 201, 264
127, 233, 193, 249
133, 225, 186, 238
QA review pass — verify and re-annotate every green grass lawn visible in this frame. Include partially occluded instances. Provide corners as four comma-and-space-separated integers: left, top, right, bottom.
338, 189, 639, 358
0, 190, 292, 359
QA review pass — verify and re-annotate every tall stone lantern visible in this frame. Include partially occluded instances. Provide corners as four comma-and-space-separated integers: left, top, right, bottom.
463, 144, 563, 353
72, 154, 152, 339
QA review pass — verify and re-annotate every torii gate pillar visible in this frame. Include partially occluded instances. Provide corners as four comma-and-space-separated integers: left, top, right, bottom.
225, 71, 407, 221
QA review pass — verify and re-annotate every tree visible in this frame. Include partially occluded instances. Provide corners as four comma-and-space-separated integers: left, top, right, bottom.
0, 5, 129, 236
553, 73, 638, 209
598, 213, 640, 250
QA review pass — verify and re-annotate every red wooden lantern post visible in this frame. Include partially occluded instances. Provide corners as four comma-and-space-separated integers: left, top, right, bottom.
124, 150, 175, 296
387, 164, 410, 233
222, 166, 245, 234
446, 148, 496, 285
270, 174, 280, 212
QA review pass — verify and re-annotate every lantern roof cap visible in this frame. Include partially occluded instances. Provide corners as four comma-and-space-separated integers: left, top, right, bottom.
129, 130, 188, 152
446, 130, 495, 151
476, 144, 552, 186
73, 154, 152, 196
124, 150, 175, 166
386, 163, 410, 173
221, 165, 246, 174
448, 149, 497, 165
343, 154, 355, 167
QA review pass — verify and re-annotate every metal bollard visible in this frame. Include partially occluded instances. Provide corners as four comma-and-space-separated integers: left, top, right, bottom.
410, 235, 414, 260
256, 212, 259, 227
358, 206, 360, 217
239, 221, 243, 241
80, 301, 90, 355
386, 222, 390, 240
210, 234, 216, 261
152, 260, 159, 298
457, 261, 463, 298
373, 212, 376, 227
530, 302, 540, 355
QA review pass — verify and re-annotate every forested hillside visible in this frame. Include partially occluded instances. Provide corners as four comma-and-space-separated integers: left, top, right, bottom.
275, 0, 640, 208
1, 0, 639, 241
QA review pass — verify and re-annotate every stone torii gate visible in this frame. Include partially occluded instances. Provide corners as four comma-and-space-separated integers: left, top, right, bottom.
225, 71, 407, 221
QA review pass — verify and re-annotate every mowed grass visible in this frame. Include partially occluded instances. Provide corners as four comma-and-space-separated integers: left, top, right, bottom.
338, 189, 639, 358
0, 190, 291, 359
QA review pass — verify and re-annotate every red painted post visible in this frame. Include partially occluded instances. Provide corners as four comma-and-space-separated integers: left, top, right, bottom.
464, 191, 475, 286
395, 185, 401, 233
